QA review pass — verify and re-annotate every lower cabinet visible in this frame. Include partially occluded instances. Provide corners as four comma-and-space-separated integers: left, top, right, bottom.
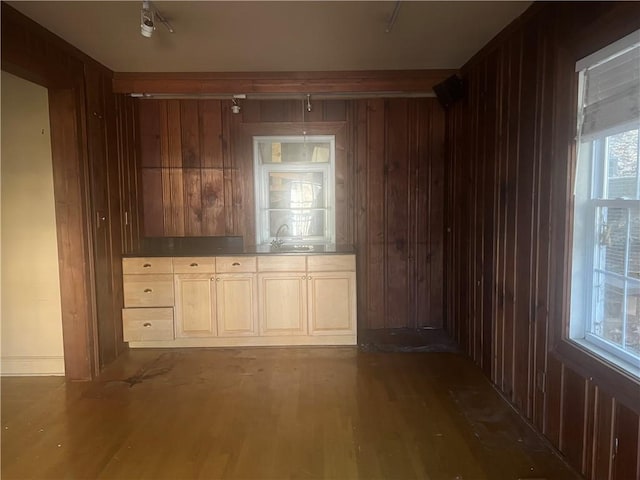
307, 271, 356, 335
215, 274, 258, 336
174, 274, 216, 338
122, 254, 356, 347
258, 273, 308, 335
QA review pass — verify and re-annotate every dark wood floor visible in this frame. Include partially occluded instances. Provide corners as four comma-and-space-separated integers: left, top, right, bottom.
2, 348, 580, 479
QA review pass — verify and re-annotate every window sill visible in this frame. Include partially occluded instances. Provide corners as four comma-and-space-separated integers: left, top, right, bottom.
571, 337, 640, 379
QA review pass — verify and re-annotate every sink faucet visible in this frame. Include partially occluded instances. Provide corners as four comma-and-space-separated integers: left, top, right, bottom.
271, 224, 289, 248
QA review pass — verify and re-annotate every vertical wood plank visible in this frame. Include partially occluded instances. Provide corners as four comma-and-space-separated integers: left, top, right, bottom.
200, 100, 223, 168
612, 402, 640, 480
366, 99, 386, 329
201, 169, 225, 236
561, 367, 586, 471
384, 99, 410, 329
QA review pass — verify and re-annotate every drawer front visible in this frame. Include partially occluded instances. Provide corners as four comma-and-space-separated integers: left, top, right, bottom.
123, 274, 174, 307
123, 308, 174, 342
123, 257, 173, 274
173, 257, 216, 274
216, 256, 257, 273
307, 255, 355, 272
257, 255, 306, 272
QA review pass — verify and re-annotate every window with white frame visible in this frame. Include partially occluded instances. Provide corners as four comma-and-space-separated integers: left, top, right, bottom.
254, 135, 335, 246
570, 30, 640, 376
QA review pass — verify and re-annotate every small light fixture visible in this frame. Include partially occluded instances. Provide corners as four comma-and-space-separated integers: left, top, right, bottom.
306, 94, 312, 112
140, 0, 174, 38
231, 98, 241, 114
140, 1, 155, 37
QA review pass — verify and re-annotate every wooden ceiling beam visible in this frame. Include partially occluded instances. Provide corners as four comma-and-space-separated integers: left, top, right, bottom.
112, 69, 457, 95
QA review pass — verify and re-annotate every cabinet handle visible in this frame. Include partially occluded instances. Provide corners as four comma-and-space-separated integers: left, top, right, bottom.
216, 278, 220, 282
232, 262, 240, 266
143, 322, 152, 327
144, 288, 153, 293
190, 263, 199, 267
143, 263, 151, 268
301, 275, 306, 279
307, 276, 311, 280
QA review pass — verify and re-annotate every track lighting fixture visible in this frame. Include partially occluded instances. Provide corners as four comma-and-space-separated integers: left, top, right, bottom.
140, 0, 174, 38
231, 98, 241, 114
306, 94, 313, 112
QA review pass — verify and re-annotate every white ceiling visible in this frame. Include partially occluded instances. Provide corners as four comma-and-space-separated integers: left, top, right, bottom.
7, 1, 531, 73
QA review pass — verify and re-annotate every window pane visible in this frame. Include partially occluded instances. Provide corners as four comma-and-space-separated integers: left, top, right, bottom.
268, 172, 325, 209
604, 128, 638, 200
592, 273, 625, 347
628, 288, 640, 356
596, 206, 629, 275
258, 141, 331, 164
269, 210, 325, 238
629, 207, 640, 280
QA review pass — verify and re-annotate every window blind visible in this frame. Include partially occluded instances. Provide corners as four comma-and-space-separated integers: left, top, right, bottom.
577, 30, 640, 140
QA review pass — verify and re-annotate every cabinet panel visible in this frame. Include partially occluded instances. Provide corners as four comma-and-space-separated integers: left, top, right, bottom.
174, 274, 216, 337
123, 257, 173, 274
258, 273, 307, 335
122, 308, 174, 342
308, 271, 356, 335
123, 274, 174, 307
216, 274, 257, 336
172, 257, 215, 274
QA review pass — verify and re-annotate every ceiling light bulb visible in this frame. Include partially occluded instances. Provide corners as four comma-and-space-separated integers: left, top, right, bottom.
141, 1, 155, 38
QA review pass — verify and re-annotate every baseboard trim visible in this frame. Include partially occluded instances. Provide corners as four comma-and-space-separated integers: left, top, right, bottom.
1, 356, 65, 376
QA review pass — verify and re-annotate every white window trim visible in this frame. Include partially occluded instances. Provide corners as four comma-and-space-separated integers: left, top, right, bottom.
253, 135, 336, 246
570, 30, 640, 376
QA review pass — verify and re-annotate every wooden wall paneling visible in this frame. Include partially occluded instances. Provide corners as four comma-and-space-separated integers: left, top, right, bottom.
532, 22, 554, 432
222, 101, 237, 235
413, 100, 429, 327
512, 23, 539, 416
180, 99, 203, 236
384, 99, 410, 329
334, 123, 350, 246
364, 99, 386, 329
84, 65, 117, 368
561, 367, 587, 471
427, 100, 446, 330
502, 31, 524, 401
481, 51, 500, 376
138, 100, 164, 236
199, 100, 226, 236
354, 100, 369, 331
612, 401, 640, 480
167, 100, 185, 236
593, 387, 615, 480
102, 72, 126, 360
48, 87, 96, 380
469, 63, 482, 365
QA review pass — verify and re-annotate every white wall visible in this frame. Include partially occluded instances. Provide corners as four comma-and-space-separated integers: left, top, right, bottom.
1, 71, 65, 375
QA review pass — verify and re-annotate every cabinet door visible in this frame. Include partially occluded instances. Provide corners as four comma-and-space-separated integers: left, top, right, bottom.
215, 274, 257, 336
258, 273, 307, 335
174, 274, 216, 337
307, 271, 356, 335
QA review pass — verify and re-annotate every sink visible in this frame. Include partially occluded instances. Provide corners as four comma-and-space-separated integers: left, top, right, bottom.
272, 244, 314, 252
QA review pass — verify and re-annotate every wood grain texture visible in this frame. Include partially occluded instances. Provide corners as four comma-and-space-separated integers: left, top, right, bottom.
112, 69, 457, 95
446, 2, 640, 478
1, 349, 582, 479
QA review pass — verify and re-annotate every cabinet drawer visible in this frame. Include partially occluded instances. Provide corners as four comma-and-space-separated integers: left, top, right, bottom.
123, 308, 174, 342
123, 274, 174, 307
216, 256, 257, 273
173, 257, 215, 274
123, 257, 173, 274
307, 255, 355, 272
257, 255, 306, 272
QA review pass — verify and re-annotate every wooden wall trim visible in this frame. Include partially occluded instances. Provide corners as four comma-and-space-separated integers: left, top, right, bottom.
48, 88, 96, 380
112, 70, 457, 95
